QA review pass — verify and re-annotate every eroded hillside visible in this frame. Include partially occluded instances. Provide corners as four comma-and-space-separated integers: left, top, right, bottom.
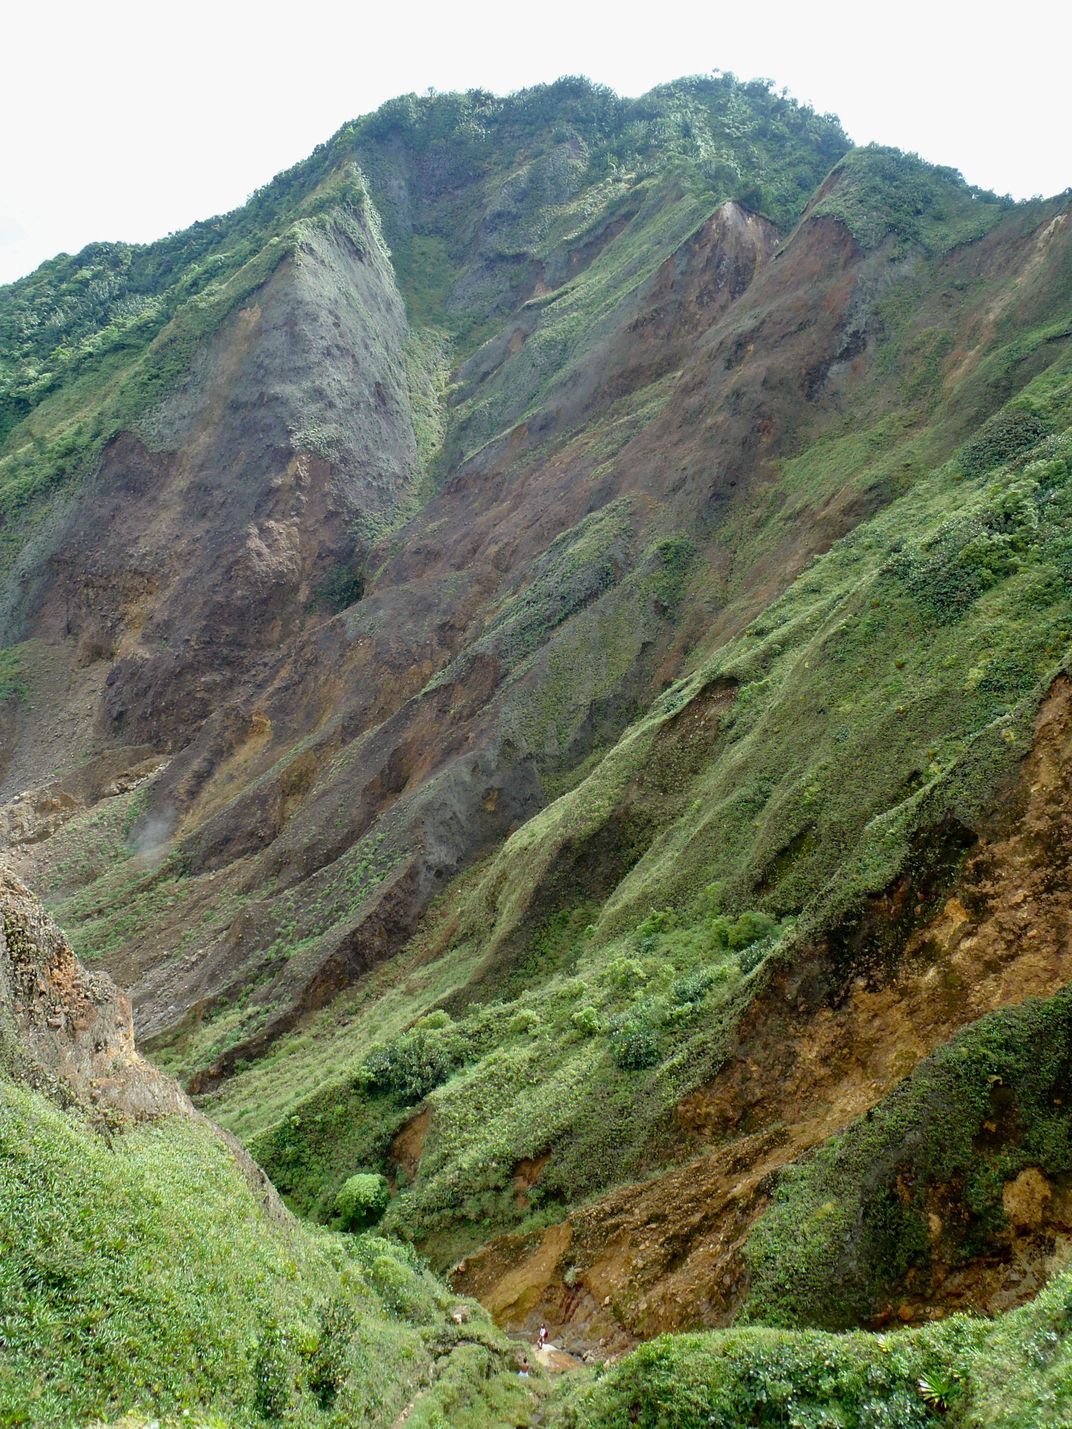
3, 73, 1072, 1426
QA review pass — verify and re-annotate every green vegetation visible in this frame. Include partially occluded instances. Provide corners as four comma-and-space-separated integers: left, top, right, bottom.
812, 146, 1010, 252
333, 1172, 391, 1231
0, 1079, 530, 1427
361, 1015, 466, 1103
354, 73, 849, 251
313, 564, 366, 613
548, 1272, 1072, 1426
0, 644, 26, 703
958, 406, 1053, 476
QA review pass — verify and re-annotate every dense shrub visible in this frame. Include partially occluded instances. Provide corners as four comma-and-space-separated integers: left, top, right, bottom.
887, 477, 1041, 622
608, 1004, 662, 1070
313, 565, 365, 612
253, 1320, 293, 1421
669, 969, 714, 1005
360, 1021, 463, 1102
333, 1172, 390, 1231
307, 1299, 352, 1409
552, 1328, 938, 1428
571, 1005, 603, 1035
959, 407, 1051, 476
717, 910, 778, 950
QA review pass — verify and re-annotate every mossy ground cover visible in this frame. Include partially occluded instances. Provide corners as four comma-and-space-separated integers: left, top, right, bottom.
0, 645, 26, 704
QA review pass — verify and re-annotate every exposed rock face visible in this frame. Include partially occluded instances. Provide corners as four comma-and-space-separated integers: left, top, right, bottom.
0, 867, 189, 1118
117, 201, 864, 1065
4, 190, 801, 1073
6, 206, 417, 770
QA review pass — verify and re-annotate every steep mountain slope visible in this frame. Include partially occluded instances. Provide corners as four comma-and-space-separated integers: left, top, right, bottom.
3, 72, 1072, 1425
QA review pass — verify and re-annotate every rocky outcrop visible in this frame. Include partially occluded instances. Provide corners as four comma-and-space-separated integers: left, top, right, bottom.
0, 867, 288, 1217
0, 867, 189, 1118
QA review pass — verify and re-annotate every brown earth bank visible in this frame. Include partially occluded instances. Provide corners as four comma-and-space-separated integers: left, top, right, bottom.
452, 677, 1072, 1353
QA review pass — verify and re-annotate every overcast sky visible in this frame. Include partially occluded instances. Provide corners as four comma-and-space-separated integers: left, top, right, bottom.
2, 0, 1068, 286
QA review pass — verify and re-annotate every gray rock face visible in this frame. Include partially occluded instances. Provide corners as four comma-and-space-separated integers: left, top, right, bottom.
22, 203, 419, 752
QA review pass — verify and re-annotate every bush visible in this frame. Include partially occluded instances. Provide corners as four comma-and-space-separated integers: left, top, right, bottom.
306, 1298, 352, 1408
360, 1023, 462, 1102
608, 1005, 662, 1070
571, 1005, 603, 1035
333, 1172, 390, 1231
888, 496, 1036, 623
959, 407, 1051, 477
705, 909, 778, 951
725, 911, 777, 950
253, 1320, 293, 1421
670, 970, 714, 1005
313, 565, 365, 613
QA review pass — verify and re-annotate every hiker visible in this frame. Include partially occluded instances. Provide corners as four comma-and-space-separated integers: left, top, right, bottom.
518, 1358, 531, 1378
538, 1324, 549, 1348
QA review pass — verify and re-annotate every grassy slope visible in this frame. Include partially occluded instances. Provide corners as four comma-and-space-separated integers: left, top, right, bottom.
0, 1077, 531, 1428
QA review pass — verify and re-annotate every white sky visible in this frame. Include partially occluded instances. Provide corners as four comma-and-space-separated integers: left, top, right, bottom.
2, 0, 1069, 286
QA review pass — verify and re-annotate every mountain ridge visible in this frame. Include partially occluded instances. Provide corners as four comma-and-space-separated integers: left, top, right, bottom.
2, 72, 1072, 1425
